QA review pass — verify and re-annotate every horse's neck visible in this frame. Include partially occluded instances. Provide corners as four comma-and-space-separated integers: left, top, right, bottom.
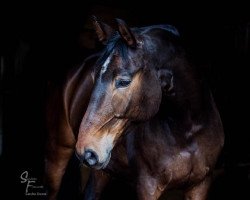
138, 83, 214, 142
163, 64, 213, 124
128, 118, 173, 147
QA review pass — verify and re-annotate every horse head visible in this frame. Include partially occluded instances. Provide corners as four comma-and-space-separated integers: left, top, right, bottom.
76, 17, 181, 169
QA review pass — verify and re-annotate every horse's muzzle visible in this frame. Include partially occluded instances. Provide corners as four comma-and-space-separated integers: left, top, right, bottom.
76, 148, 111, 169
76, 149, 98, 167
83, 149, 99, 167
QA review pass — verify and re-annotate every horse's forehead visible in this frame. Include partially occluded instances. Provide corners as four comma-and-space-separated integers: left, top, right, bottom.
100, 51, 125, 76
99, 43, 148, 77
100, 52, 114, 74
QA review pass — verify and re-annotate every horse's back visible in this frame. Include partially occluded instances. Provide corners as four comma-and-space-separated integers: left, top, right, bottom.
44, 53, 98, 199
45, 54, 98, 141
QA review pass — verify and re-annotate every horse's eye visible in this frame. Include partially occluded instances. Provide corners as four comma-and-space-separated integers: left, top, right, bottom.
115, 79, 131, 88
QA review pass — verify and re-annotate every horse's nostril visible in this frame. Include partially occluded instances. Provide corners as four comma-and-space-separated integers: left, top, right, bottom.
84, 149, 98, 166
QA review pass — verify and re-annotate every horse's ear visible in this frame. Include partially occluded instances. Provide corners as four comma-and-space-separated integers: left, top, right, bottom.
157, 69, 174, 94
92, 15, 113, 44
115, 18, 136, 48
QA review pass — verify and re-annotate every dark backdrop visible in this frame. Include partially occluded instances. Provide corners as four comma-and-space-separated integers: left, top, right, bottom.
1, 1, 249, 199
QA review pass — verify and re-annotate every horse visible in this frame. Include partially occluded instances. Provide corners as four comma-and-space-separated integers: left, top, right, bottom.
44, 16, 224, 200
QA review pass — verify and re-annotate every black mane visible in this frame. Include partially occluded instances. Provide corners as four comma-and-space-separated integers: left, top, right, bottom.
140, 24, 180, 37
96, 32, 129, 66
96, 24, 179, 67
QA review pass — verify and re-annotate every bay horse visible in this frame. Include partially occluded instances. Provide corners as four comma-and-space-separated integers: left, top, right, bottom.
44, 17, 224, 200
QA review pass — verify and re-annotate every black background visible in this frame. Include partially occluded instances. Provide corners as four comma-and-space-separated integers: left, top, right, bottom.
1, 1, 250, 199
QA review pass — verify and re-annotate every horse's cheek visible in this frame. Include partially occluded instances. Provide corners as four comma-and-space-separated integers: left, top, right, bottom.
111, 92, 130, 116
147, 83, 162, 114
141, 71, 162, 118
